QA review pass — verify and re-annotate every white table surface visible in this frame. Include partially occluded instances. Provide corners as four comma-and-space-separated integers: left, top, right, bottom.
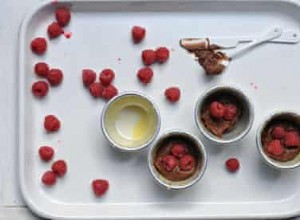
1, 0, 43, 218
1, 0, 300, 219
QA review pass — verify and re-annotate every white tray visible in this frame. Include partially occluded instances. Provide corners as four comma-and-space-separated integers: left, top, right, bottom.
18, 0, 300, 219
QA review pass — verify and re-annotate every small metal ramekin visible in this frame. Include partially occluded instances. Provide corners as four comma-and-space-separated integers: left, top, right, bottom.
256, 111, 300, 169
194, 85, 254, 145
101, 91, 161, 152
148, 130, 208, 190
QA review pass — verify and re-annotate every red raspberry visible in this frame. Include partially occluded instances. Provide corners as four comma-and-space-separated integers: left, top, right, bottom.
137, 67, 153, 84
132, 26, 146, 43
102, 84, 118, 100
209, 101, 225, 119
155, 47, 170, 64
89, 83, 103, 98
225, 158, 240, 172
267, 140, 284, 156
284, 131, 300, 147
179, 155, 196, 171
32, 81, 49, 98
271, 126, 285, 139
165, 87, 180, 103
223, 104, 238, 121
99, 69, 115, 86
44, 115, 61, 132
47, 68, 63, 86
51, 160, 67, 177
92, 179, 109, 197
34, 62, 49, 77
160, 155, 178, 172
42, 171, 57, 186
82, 69, 96, 87
170, 143, 187, 159
47, 22, 63, 39
39, 146, 54, 161
31, 37, 47, 55
142, 49, 156, 66
55, 7, 71, 27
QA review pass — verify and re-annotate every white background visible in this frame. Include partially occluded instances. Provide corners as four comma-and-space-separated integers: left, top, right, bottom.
1, 0, 300, 219
1, 0, 43, 218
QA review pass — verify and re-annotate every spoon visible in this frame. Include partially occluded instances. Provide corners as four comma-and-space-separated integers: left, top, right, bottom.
221, 27, 283, 66
179, 30, 298, 50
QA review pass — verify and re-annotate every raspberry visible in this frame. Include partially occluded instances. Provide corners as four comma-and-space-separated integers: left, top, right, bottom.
225, 158, 240, 172
155, 47, 170, 64
223, 104, 238, 121
47, 68, 63, 86
34, 62, 49, 77
141, 49, 156, 66
132, 26, 146, 43
92, 179, 109, 197
284, 131, 300, 147
267, 140, 284, 156
44, 115, 61, 132
271, 126, 285, 139
209, 101, 225, 119
137, 67, 153, 84
47, 22, 63, 39
99, 69, 115, 86
160, 155, 178, 172
82, 69, 96, 87
55, 7, 71, 27
31, 37, 47, 55
42, 171, 57, 186
32, 81, 49, 98
102, 84, 118, 100
165, 87, 180, 103
51, 160, 67, 177
179, 155, 196, 171
39, 146, 54, 161
170, 143, 187, 159
89, 83, 103, 98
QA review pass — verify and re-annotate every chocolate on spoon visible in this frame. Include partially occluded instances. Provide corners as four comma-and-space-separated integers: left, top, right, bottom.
180, 27, 282, 75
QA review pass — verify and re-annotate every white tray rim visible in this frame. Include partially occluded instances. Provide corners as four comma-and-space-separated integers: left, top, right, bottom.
18, 0, 300, 219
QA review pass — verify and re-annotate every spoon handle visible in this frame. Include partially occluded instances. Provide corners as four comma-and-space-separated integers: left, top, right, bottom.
228, 27, 283, 59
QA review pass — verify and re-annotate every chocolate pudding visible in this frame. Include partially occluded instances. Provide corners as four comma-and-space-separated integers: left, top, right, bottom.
201, 95, 241, 137
180, 38, 229, 75
194, 50, 228, 75
262, 120, 300, 162
154, 137, 202, 182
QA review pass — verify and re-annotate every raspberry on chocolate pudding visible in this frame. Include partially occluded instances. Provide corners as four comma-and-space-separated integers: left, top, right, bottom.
260, 114, 300, 162
159, 155, 178, 172
209, 101, 225, 119
149, 131, 207, 188
170, 143, 187, 159
154, 139, 198, 181
195, 86, 253, 143
201, 97, 240, 137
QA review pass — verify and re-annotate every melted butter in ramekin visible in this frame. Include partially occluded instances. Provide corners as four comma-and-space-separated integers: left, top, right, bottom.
104, 94, 159, 149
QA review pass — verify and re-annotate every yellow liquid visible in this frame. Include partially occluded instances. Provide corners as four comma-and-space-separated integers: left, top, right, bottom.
132, 107, 149, 139
116, 106, 149, 140
104, 95, 158, 148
